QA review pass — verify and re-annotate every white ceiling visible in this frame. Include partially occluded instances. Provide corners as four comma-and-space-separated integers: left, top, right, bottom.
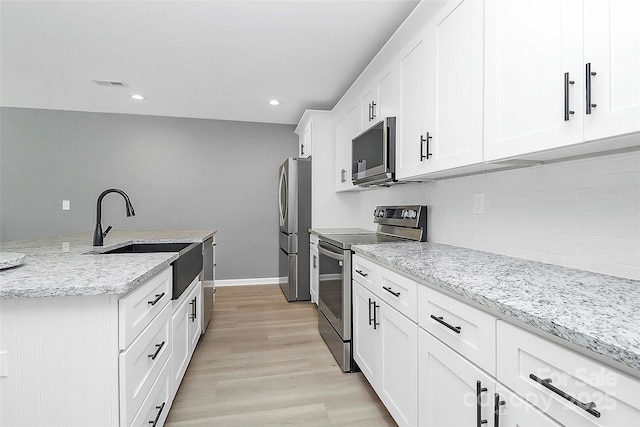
0, 0, 420, 125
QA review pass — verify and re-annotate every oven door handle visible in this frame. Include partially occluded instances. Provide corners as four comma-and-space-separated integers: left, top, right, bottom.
318, 245, 344, 262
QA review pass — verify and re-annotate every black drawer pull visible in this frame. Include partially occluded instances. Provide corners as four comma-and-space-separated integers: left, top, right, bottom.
355, 269, 368, 277
529, 374, 601, 418
430, 315, 461, 333
148, 293, 165, 306
148, 341, 165, 360
189, 296, 197, 322
149, 401, 166, 426
382, 286, 400, 297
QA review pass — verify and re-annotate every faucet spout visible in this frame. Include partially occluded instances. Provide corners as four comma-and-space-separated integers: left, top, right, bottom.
93, 188, 136, 246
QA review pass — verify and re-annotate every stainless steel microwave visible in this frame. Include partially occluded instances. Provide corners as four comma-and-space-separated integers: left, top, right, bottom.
352, 117, 396, 187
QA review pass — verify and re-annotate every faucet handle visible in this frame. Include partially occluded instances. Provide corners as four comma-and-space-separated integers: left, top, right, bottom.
102, 225, 113, 238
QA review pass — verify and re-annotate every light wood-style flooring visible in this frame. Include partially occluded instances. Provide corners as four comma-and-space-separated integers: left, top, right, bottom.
165, 284, 396, 426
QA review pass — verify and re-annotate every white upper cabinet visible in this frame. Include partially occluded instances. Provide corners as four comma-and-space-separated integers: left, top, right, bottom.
397, 0, 484, 180
484, 0, 584, 161
583, 0, 640, 141
397, 28, 428, 179
424, 0, 484, 172
484, 0, 640, 162
360, 66, 398, 131
295, 115, 313, 158
335, 104, 359, 192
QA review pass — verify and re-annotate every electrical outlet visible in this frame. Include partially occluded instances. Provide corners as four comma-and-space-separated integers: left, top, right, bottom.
473, 193, 485, 214
62, 200, 70, 210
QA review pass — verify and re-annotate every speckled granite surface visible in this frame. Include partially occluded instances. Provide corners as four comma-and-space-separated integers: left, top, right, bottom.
0, 230, 216, 299
353, 242, 640, 373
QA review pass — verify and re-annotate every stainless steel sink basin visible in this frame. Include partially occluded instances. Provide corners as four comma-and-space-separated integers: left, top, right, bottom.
101, 241, 203, 300
102, 242, 192, 254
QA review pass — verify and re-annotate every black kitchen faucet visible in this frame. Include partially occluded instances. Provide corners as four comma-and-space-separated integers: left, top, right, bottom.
92, 188, 135, 246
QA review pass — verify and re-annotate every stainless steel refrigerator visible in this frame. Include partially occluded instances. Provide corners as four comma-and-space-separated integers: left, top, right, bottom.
278, 157, 311, 301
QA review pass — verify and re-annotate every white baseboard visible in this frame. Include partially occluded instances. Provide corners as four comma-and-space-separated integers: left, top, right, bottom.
215, 277, 286, 287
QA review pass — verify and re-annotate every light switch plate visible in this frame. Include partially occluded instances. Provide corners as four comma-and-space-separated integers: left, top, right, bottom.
62, 200, 70, 210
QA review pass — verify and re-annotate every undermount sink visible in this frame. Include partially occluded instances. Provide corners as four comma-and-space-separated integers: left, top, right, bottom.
102, 242, 192, 254
101, 241, 203, 300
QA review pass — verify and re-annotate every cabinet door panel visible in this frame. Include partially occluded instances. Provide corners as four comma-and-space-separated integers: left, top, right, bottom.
425, 0, 484, 171
379, 303, 418, 427
377, 67, 397, 119
352, 282, 378, 382
335, 105, 359, 191
584, 0, 640, 140
484, 0, 583, 161
397, 31, 428, 178
419, 329, 495, 427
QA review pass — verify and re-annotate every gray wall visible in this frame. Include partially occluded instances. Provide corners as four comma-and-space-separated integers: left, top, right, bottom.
0, 107, 298, 280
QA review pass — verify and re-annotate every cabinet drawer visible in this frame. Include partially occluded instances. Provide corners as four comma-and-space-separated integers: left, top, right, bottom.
352, 255, 377, 289
376, 266, 417, 322
129, 356, 172, 427
119, 267, 172, 350
418, 285, 497, 375
119, 303, 172, 427
497, 321, 640, 427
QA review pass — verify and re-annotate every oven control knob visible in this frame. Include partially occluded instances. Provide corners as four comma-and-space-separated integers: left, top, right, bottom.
410, 210, 417, 219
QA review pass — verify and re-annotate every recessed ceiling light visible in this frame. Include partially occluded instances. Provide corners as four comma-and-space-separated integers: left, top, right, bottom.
131, 94, 145, 100
268, 99, 280, 106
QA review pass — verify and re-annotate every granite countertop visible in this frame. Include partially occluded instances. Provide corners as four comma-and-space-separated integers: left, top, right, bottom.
0, 230, 216, 299
352, 242, 640, 374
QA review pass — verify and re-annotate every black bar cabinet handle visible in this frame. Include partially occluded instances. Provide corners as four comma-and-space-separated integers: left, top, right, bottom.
149, 401, 166, 426
476, 381, 488, 426
586, 63, 597, 114
382, 286, 400, 297
421, 133, 433, 160
373, 302, 380, 330
529, 374, 601, 418
371, 101, 376, 120
494, 393, 506, 427
564, 72, 575, 121
189, 296, 197, 322
301, 143, 305, 156
355, 269, 368, 277
368, 298, 373, 326
148, 293, 165, 306
148, 341, 165, 360
430, 314, 461, 334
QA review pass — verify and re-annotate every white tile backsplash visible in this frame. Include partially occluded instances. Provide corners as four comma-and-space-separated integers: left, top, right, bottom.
357, 150, 640, 280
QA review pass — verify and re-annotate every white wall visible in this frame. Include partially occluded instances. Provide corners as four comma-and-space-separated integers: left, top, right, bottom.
314, 149, 640, 281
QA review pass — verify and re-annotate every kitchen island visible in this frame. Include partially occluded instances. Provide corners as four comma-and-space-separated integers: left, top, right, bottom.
351, 242, 640, 426
0, 230, 216, 427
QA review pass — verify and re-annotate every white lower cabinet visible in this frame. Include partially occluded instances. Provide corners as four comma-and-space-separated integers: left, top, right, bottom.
353, 281, 418, 427
0, 264, 207, 427
418, 329, 495, 426
352, 256, 640, 427
172, 279, 202, 396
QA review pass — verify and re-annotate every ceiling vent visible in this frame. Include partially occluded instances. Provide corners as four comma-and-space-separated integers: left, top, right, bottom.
92, 79, 127, 87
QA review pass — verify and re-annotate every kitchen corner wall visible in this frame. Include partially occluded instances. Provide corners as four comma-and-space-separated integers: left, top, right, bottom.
340, 150, 640, 281
0, 107, 298, 281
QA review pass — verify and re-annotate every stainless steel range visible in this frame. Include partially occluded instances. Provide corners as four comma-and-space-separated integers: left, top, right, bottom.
316, 205, 427, 372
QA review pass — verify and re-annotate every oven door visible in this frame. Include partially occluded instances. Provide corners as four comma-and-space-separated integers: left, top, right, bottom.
317, 242, 351, 341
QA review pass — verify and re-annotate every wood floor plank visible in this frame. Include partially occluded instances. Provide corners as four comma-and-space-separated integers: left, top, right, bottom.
165, 284, 396, 426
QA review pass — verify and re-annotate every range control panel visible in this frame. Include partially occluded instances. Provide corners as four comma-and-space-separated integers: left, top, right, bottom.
373, 205, 427, 241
